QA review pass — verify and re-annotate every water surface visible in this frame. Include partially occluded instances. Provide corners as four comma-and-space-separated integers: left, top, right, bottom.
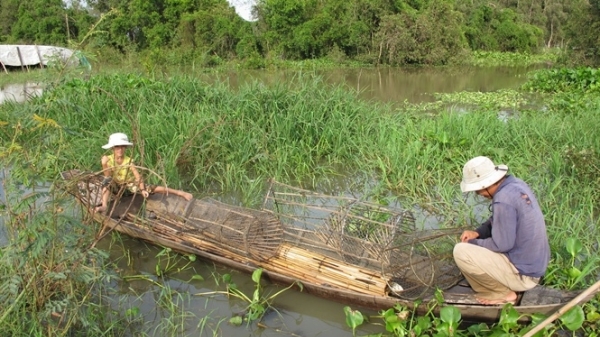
202, 66, 532, 105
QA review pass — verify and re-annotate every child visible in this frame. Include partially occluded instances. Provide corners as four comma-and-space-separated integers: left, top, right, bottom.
95, 132, 193, 212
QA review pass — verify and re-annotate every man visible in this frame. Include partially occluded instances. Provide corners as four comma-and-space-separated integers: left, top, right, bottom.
453, 156, 550, 305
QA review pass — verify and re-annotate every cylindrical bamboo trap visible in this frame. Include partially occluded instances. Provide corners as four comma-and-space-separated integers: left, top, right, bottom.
146, 197, 284, 261
262, 180, 465, 300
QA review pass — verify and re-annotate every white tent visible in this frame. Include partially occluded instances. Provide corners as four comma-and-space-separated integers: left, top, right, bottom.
0, 45, 76, 70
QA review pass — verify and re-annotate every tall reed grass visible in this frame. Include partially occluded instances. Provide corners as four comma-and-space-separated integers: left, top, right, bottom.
4, 72, 600, 225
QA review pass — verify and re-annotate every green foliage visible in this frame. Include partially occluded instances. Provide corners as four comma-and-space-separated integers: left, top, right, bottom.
469, 50, 559, 67
19, 73, 391, 199
1, 0, 598, 67
0, 113, 123, 335
463, 6, 543, 53
0, 0, 19, 40
545, 238, 599, 290
495, 9, 543, 53
348, 300, 592, 336
344, 293, 465, 336
434, 89, 529, 110
562, 146, 600, 183
563, 0, 600, 66
8, 0, 67, 45
154, 247, 197, 277
561, 305, 585, 331
344, 306, 364, 336
375, 1, 468, 66
523, 67, 600, 93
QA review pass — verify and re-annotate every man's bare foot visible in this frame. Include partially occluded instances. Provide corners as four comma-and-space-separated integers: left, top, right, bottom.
94, 206, 106, 213
476, 291, 517, 305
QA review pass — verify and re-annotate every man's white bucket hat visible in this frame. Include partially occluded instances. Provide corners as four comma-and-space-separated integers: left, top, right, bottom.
102, 133, 133, 149
460, 156, 508, 192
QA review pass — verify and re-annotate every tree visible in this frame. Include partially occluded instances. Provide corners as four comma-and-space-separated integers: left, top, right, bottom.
375, 0, 467, 65
254, 0, 316, 58
564, 0, 600, 65
0, 0, 19, 41
9, 0, 69, 45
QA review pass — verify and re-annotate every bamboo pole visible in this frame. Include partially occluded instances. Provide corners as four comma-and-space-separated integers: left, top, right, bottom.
266, 260, 374, 292
16, 46, 26, 72
35, 45, 44, 69
522, 280, 600, 337
1, 61, 7, 74
264, 244, 389, 295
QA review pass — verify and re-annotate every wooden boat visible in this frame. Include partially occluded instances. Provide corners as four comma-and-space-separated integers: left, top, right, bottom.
60, 169, 588, 322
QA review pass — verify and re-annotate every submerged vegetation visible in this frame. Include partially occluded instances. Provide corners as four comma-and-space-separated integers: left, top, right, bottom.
1, 65, 600, 335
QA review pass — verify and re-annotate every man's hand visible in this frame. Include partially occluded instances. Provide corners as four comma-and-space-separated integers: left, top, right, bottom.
460, 230, 479, 243
141, 190, 150, 198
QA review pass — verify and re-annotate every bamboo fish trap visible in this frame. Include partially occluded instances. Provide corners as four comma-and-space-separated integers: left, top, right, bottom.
262, 180, 464, 300
61, 170, 285, 261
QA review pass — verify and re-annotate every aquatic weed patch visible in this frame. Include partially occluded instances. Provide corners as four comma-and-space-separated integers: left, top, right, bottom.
4, 71, 600, 212
21, 73, 388, 197
0, 120, 126, 336
523, 67, 600, 94
434, 89, 530, 110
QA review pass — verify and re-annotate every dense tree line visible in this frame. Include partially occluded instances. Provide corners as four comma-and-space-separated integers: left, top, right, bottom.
0, 0, 598, 66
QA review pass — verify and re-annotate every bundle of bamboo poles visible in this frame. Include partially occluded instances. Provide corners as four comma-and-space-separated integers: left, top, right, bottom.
265, 243, 389, 296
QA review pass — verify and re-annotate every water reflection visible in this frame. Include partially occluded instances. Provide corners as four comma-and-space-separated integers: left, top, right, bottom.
0, 82, 43, 104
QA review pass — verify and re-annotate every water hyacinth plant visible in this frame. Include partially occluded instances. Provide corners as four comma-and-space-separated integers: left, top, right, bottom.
195, 268, 301, 325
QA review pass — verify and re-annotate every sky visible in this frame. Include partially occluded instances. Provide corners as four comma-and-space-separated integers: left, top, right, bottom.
63, 0, 257, 22
226, 0, 257, 21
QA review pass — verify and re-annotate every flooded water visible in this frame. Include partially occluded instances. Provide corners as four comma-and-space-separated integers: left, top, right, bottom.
202, 65, 533, 105
103, 237, 383, 336
0, 66, 532, 107
0, 66, 529, 335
